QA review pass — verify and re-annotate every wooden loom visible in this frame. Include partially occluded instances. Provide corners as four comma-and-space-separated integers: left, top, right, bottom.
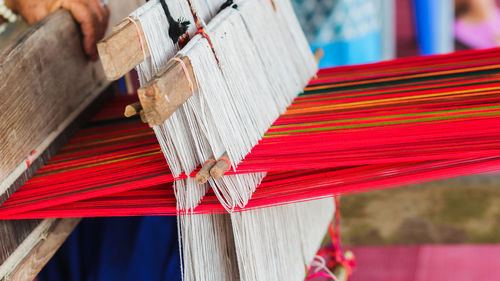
0, 1, 143, 279
93, 4, 345, 279
2, 1, 500, 278
0, 0, 333, 278
97, 9, 325, 181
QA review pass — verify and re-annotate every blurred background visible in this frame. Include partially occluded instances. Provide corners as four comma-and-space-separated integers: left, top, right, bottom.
290, 0, 500, 280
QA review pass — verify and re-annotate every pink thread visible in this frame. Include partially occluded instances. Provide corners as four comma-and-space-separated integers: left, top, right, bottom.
127, 16, 147, 61
306, 255, 339, 281
169, 57, 195, 95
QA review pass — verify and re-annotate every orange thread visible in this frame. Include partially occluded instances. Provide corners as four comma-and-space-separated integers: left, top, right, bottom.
186, 0, 220, 64
195, 28, 220, 64
270, 0, 276, 11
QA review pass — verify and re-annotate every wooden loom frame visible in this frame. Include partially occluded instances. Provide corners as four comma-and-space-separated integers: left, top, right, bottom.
0, 1, 143, 279
97, 6, 324, 180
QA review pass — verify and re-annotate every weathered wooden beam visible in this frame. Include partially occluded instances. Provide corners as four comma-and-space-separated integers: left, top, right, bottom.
0, 218, 81, 280
0, 1, 141, 279
0, 0, 143, 205
0, 10, 107, 203
97, 20, 150, 81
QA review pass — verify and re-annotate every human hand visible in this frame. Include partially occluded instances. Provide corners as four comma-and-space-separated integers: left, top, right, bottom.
6, 0, 110, 60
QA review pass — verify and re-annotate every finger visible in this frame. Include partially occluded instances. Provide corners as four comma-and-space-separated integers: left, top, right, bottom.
92, 0, 110, 40
102, 4, 110, 28
64, 1, 99, 60
100, 4, 110, 38
89, 0, 105, 22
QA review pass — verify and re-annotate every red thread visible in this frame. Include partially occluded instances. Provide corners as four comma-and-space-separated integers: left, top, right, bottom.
195, 28, 220, 64
178, 32, 190, 48
25, 150, 37, 167
2, 48, 500, 218
186, 0, 220, 64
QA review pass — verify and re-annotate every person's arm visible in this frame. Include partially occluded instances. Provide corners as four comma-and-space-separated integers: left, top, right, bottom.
2, 0, 109, 60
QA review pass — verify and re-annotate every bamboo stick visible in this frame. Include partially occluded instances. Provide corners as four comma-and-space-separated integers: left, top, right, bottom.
210, 153, 231, 179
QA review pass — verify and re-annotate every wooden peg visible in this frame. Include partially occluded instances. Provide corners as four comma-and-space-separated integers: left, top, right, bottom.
124, 102, 143, 117
97, 20, 150, 81
210, 153, 231, 179
195, 158, 217, 184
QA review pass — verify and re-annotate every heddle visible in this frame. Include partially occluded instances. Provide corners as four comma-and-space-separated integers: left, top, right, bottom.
1, 47, 500, 218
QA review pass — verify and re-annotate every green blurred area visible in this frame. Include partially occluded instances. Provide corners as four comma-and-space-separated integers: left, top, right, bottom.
340, 175, 500, 245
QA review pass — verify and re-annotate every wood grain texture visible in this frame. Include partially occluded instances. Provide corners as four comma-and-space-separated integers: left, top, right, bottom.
0, 10, 107, 195
137, 56, 197, 126
0, 84, 117, 206
0, 0, 143, 204
98, 20, 150, 81
2, 219, 80, 281
0, 2, 141, 280
0, 220, 41, 266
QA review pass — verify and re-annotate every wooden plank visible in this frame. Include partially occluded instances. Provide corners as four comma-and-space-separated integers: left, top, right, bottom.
98, 20, 150, 81
0, 84, 118, 206
0, 0, 143, 205
0, 218, 80, 280
0, 10, 107, 200
0, 2, 142, 280
0, 21, 29, 50
0, 220, 41, 266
